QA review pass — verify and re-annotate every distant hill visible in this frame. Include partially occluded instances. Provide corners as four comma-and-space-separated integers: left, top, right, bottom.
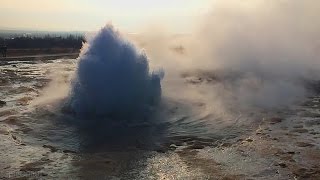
0, 28, 86, 38
0, 28, 85, 50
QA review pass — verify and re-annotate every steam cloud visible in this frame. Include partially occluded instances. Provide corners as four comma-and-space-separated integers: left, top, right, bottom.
134, 0, 320, 113
192, 0, 320, 110
66, 25, 163, 118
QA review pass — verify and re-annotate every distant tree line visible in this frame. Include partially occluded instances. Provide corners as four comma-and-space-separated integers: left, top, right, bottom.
0, 35, 85, 49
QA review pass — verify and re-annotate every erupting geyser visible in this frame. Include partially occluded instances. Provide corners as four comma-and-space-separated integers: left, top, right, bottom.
66, 25, 164, 118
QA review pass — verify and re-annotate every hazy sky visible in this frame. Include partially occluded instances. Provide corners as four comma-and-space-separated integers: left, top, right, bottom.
0, 0, 211, 32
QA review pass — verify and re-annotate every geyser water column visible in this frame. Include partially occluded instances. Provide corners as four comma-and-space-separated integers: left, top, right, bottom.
67, 25, 164, 118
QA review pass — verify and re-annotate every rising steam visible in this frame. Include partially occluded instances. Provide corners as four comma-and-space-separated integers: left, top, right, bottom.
66, 25, 163, 118
191, 0, 320, 110
134, 0, 320, 113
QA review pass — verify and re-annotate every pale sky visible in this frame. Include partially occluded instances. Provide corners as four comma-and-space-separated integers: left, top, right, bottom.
0, 0, 211, 32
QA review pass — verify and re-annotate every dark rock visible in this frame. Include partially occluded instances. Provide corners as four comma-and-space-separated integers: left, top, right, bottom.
287, 151, 295, 154
11, 134, 17, 140
43, 144, 58, 152
221, 143, 232, 147
63, 149, 77, 154
269, 117, 283, 124
190, 144, 206, 149
0, 100, 6, 107
278, 162, 287, 168
290, 128, 309, 133
310, 131, 319, 135
296, 142, 315, 147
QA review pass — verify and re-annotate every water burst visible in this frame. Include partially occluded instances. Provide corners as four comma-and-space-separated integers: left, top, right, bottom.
66, 25, 164, 118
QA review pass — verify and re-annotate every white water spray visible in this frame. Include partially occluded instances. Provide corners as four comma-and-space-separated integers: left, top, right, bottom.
66, 25, 164, 118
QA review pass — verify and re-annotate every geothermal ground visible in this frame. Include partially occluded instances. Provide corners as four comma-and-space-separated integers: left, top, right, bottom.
0, 59, 319, 179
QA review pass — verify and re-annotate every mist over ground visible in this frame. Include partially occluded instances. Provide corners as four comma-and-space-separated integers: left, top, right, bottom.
129, 0, 320, 115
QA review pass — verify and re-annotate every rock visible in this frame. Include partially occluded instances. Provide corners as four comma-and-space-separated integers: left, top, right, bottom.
269, 117, 283, 124
190, 144, 206, 149
287, 151, 295, 154
221, 142, 232, 147
11, 134, 17, 140
41, 173, 48, 176
63, 149, 77, 154
290, 128, 309, 133
296, 142, 315, 147
278, 162, 287, 168
0, 100, 6, 107
43, 144, 58, 152
237, 138, 244, 142
310, 131, 319, 135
